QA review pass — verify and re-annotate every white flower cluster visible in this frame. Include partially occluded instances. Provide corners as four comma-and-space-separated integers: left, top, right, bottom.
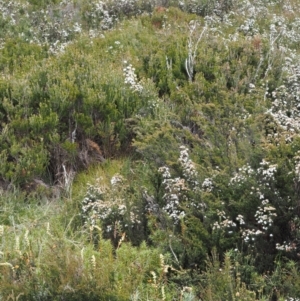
159, 166, 171, 179
213, 210, 236, 233
29, 3, 81, 51
249, 83, 256, 92
230, 164, 254, 185
110, 173, 124, 187
236, 214, 245, 225
267, 8, 300, 45
158, 166, 187, 223
202, 178, 213, 192
158, 146, 204, 223
255, 199, 277, 231
285, 298, 300, 301
230, 160, 277, 190
226, 159, 279, 243
123, 62, 143, 92
276, 241, 297, 252
235, 0, 268, 19
0, 0, 114, 53
81, 183, 111, 225
267, 54, 300, 140
178, 145, 199, 187
257, 159, 277, 184
249, 187, 264, 199
239, 196, 276, 244
85, 1, 117, 30
81, 175, 140, 231
242, 228, 263, 243
239, 18, 258, 36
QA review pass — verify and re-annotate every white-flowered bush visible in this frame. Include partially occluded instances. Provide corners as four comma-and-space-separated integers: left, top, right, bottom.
157, 145, 207, 223
239, 17, 258, 36
202, 177, 213, 192
178, 145, 199, 187
81, 175, 141, 233
267, 55, 300, 141
214, 158, 280, 247
158, 166, 188, 223
83, 0, 117, 30
230, 163, 254, 185
212, 194, 277, 242
123, 62, 143, 92
254, 199, 276, 231
212, 210, 236, 232
230, 160, 277, 187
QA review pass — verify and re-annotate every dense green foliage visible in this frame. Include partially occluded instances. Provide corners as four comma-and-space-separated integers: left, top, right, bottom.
1, 0, 300, 300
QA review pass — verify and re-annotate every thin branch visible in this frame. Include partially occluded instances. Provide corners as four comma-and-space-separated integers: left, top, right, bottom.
169, 239, 182, 270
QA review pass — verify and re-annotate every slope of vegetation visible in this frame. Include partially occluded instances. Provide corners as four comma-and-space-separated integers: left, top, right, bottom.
1, 0, 300, 300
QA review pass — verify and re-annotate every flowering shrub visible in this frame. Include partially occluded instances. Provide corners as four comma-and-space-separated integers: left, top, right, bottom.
82, 0, 117, 30
268, 55, 300, 142
178, 145, 199, 187
212, 210, 237, 231
225, 160, 278, 231
81, 175, 142, 240
158, 166, 188, 223
123, 62, 143, 92
156, 146, 206, 224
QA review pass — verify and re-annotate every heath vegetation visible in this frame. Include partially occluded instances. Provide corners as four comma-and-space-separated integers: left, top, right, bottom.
1, 0, 300, 300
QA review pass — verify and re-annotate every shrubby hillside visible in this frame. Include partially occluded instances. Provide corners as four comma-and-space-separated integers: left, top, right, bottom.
1, 0, 300, 300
